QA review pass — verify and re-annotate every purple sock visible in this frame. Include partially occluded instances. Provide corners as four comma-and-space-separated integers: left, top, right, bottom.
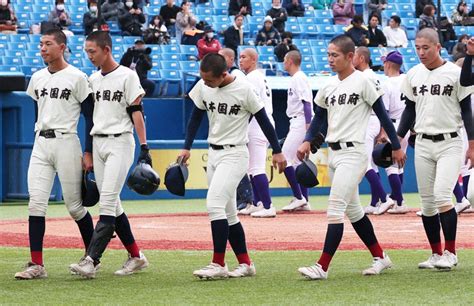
463, 175, 470, 197
365, 169, 387, 206
399, 173, 404, 184
284, 166, 302, 200
252, 174, 272, 209
250, 175, 261, 205
388, 174, 403, 205
300, 185, 309, 202
453, 182, 464, 203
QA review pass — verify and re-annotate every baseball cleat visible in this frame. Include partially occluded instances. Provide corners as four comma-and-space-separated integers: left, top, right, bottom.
455, 198, 471, 214
298, 264, 328, 280
69, 256, 96, 279
228, 263, 256, 278
295, 202, 311, 211
251, 206, 276, 218
70, 256, 101, 275
282, 197, 307, 211
238, 203, 263, 215
434, 250, 458, 270
374, 198, 394, 215
418, 253, 443, 269
362, 253, 392, 275
387, 203, 409, 214
114, 252, 149, 276
14, 262, 47, 280
193, 263, 229, 280
416, 210, 423, 217
364, 204, 379, 214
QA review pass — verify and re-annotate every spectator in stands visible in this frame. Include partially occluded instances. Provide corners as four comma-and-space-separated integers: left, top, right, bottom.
311, 0, 332, 10
228, 0, 252, 16
223, 14, 245, 59
383, 15, 408, 48
101, 0, 126, 22
344, 15, 369, 46
367, 13, 386, 47
267, 0, 288, 33
415, 0, 435, 18
119, 0, 146, 36
418, 4, 438, 31
0, 0, 17, 34
176, 0, 196, 44
159, 0, 181, 37
452, 34, 469, 61
120, 39, 155, 97
283, 0, 305, 17
144, 15, 170, 44
274, 31, 298, 62
451, 1, 474, 26
256, 16, 281, 46
197, 26, 222, 60
48, 0, 72, 34
366, 0, 386, 25
333, 0, 354, 26
83, 0, 106, 35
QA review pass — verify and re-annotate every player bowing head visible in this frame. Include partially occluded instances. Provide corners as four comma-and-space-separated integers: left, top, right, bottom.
415, 28, 442, 69
199, 53, 231, 88
327, 35, 355, 73
84, 30, 113, 68
40, 29, 67, 65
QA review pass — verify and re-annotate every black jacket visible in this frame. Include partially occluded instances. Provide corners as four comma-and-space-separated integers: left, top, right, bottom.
223, 25, 242, 55
416, 0, 435, 18
159, 4, 181, 27
118, 9, 146, 36
83, 12, 105, 35
266, 7, 288, 33
119, 49, 153, 81
367, 27, 387, 47
228, 0, 252, 16
274, 42, 299, 62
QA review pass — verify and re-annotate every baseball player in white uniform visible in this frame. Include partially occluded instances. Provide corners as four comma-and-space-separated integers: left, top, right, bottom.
238, 48, 276, 218
397, 29, 474, 270
178, 53, 286, 279
70, 31, 150, 278
15, 29, 96, 280
219, 48, 246, 79
281, 50, 314, 212
296, 35, 405, 280
379, 51, 411, 214
352, 47, 394, 215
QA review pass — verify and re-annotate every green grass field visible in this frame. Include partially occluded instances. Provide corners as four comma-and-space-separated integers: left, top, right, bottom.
1, 194, 472, 305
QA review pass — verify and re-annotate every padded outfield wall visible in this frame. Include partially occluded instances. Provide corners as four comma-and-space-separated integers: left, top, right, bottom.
0, 91, 417, 201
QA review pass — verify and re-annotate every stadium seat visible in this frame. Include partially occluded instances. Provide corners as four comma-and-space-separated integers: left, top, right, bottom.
314, 9, 333, 18
32, 4, 52, 13
315, 62, 331, 72
301, 61, 316, 72
160, 69, 181, 96
309, 40, 328, 47
0, 66, 20, 72
30, 35, 42, 43
286, 23, 302, 37
212, 15, 229, 23
123, 36, 142, 45
319, 25, 336, 38
298, 45, 313, 55
8, 34, 30, 43
311, 46, 327, 55
82, 58, 96, 68
161, 44, 180, 54
21, 65, 41, 77
22, 57, 43, 66
69, 35, 86, 45
161, 53, 181, 61
160, 61, 180, 70
304, 9, 317, 17
8, 42, 27, 50
179, 61, 200, 72
298, 17, 316, 24
256, 46, 274, 55
68, 58, 82, 67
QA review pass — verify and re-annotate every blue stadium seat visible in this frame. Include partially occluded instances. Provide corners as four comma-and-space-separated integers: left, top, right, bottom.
112, 52, 122, 61
403, 62, 418, 71
32, 5, 52, 13
160, 60, 180, 70
160, 69, 181, 96
69, 58, 82, 66
313, 9, 333, 18
30, 35, 42, 43
15, 4, 33, 11
200, 15, 213, 24
304, 9, 317, 17
123, 36, 142, 45
8, 34, 29, 43
70, 13, 84, 23
309, 40, 327, 47
196, 7, 213, 15
161, 44, 180, 54
161, 53, 180, 61
301, 61, 315, 72
298, 45, 313, 55
8, 42, 27, 50
212, 15, 230, 23
315, 62, 331, 72
286, 23, 302, 37
179, 61, 199, 72
21, 65, 42, 77
298, 16, 316, 24
82, 58, 96, 68
399, 11, 415, 18
179, 44, 198, 56
319, 24, 336, 38
22, 57, 43, 66
148, 69, 161, 81
69, 35, 86, 45
398, 48, 416, 56
333, 24, 346, 33
401, 18, 418, 30
0, 66, 21, 72
69, 6, 87, 14
256, 46, 274, 55
2, 57, 22, 65
311, 46, 327, 55
404, 56, 420, 65
0, 34, 8, 42
213, 22, 229, 33
69, 0, 88, 4
292, 38, 309, 47
69, 43, 85, 52
30, 12, 49, 22
259, 54, 276, 62
81, 67, 98, 75
252, 8, 266, 16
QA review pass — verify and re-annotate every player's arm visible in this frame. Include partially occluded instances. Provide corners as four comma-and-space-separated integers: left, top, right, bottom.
460, 95, 474, 166
81, 94, 94, 171
303, 100, 312, 130
128, 97, 152, 166
460, 54, 474, 87
254, 108, 287, 173
179, 105, 206, 163
297, 105, 327, 161
397, 98, 416, 138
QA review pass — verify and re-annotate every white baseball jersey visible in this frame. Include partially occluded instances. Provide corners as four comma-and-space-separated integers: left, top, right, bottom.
382, 74, 406, 120
314, 70, 381, 143
230, 67, 246, 78
286, 70, 313, 118
400, 62, 471, 134
363, 68, 384, 96
189, 77, 264, 145
246, 69, 273, 117
26, 65, 92, 133
89, 65, 145, 135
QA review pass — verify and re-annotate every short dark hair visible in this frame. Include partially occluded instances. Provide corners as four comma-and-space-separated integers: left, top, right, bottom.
234, 14, 244, 20
390, 15, 401, 25
200, 53, 227, 77
43, 28, 67, 45
86, 30, 112, 49
286, 50, 301, 66
352, 15, 364, 24
423, 4, 435, 16
329, 35, 355, 54
355, 46, 370, 64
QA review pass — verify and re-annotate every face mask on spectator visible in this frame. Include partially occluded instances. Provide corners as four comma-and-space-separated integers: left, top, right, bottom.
126, 1, 133, 8
90, 5, 98, 12
206, 32, 214, 39
272, 4, 281, 9
56, 4, 65, 10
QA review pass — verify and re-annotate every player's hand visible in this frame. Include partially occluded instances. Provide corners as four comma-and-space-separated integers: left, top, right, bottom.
272, 153, 287, 173
392, 149, 406, 168
138, 144, 153, 166
466, 141, 474, 168
466, 37, 474, 55
178, 149, 191, 164
376, 131, 388, 144
82, 152, 93, 171
297, 141, 311, 161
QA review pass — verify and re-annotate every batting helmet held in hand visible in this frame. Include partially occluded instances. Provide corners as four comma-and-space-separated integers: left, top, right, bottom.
164, 158, 189, 196
127, 162, 160, 195
82, 171, 100, 207
295, 159, 319, 188
372, 142, 393, 168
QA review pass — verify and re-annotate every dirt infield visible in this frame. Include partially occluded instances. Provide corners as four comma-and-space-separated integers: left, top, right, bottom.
1, 210, 473, 250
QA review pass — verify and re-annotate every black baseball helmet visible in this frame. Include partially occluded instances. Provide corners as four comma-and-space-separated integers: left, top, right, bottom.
127, 162, 160, 195
82, 171, 100, 207
164, 157, 189, 196
372, 142, 393, 168
295, 159, 319, 188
